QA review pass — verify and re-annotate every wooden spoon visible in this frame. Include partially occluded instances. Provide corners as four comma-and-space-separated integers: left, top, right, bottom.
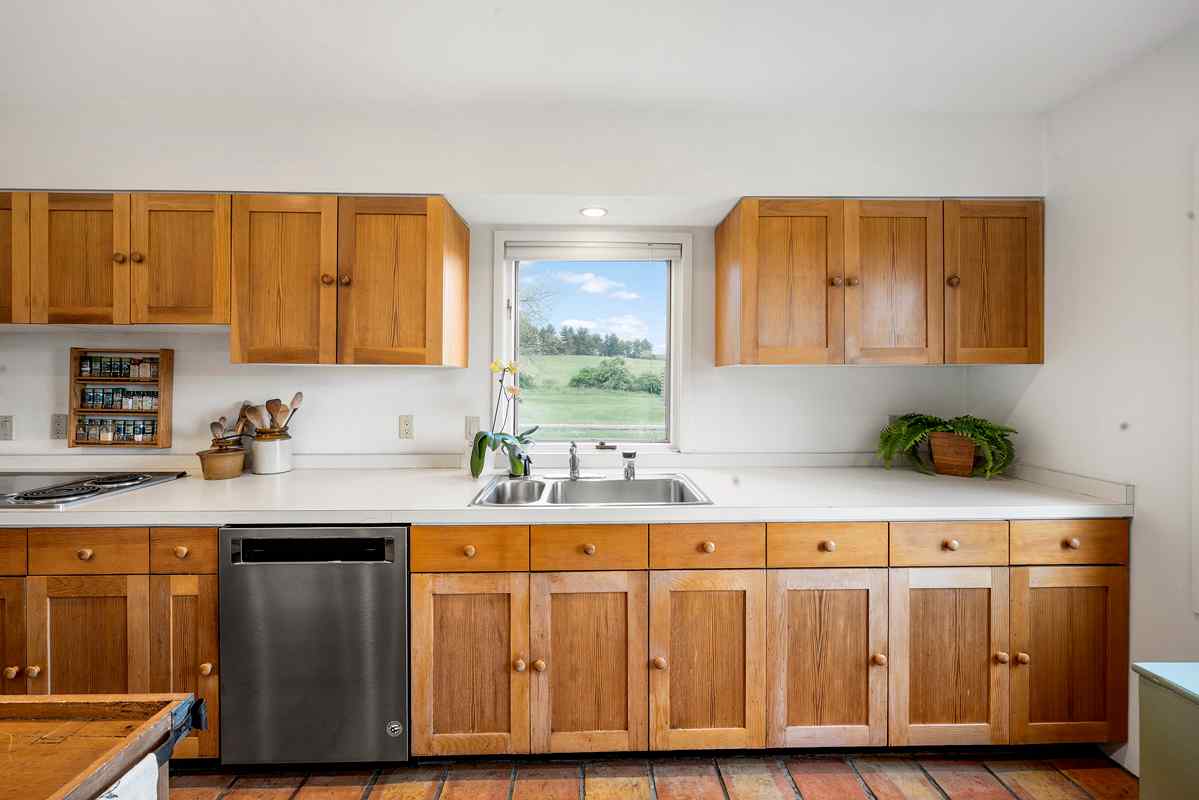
209, 421, 225, 439
283, 392, 304, 427
265, 398, 283, 421
247, 405, 271, 430
271, 402, 290, 429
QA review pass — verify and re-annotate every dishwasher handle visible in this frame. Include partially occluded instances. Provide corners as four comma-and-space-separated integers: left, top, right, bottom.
229, 536, 396, 564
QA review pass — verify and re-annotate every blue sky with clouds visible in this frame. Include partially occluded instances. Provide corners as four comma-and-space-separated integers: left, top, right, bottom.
519, 260, 669, 354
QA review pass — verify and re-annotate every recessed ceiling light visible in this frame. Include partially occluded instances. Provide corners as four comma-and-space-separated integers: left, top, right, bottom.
580, 207, 608, 218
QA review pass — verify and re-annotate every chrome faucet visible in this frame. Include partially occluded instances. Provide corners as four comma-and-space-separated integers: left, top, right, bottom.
622, 450, 637, 480
568, 441, 580, 480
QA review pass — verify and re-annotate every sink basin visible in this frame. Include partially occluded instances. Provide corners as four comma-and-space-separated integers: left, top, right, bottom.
471, 474, 711, 507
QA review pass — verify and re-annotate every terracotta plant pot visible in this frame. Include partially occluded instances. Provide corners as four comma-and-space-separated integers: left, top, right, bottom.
929, 432, 975, 477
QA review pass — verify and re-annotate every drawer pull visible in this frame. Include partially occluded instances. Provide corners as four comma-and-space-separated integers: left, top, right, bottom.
819, 540, 837, 552
463, 545, 477, 558
1016, 652, 1031, 665
701, 541, 717, 554
995, 651, 1010, 664
174, 545, 190, 559
26, 665, 41, 678
652, 656, 668, 671
77, 548, 94, 561
942, 539, 961, 552
532, 659, 547, 673
870, 653, 887, 666
513, 658, 527, 673
583, 543, 597, 556
1065, 537, 1082, 550
199, 662, 214, 676
2, 666, 19, 680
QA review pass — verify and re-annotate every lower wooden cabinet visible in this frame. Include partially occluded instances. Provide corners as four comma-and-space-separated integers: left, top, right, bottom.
889, 567, 1010, 745
150, 575, 219, 757
530, 571, 648, 753
0, 578, 26, 694
410, 572, 531, 755
1010, 566, 1129, 743
767, 569, 887, 746
649, 569, 766, 750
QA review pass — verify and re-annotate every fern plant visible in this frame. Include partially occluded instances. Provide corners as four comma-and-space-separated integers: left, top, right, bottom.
877, 413, 1017, 478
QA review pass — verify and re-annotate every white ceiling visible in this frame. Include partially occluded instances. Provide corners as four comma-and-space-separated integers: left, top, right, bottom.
3, 0, 1197, 113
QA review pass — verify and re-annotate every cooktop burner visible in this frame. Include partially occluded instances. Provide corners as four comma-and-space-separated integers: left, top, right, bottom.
13, 484, 103, 504
1, 471, 186, 509
86, 472, 152, 488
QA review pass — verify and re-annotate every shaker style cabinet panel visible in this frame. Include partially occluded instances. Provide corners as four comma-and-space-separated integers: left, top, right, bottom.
945, 199, 1044, 364
130, 193, 231, 324
150, 574, 219, 758
767, 569, 888, 747
0, 192, 31, 324
889, 567, 1009, 745
715, 198, 846, 364
1010, 566, 1129, 743
844, 200, 944, 364
0, 578, 26, 694
410, 572, 530, 755
231, 194, 338, 363
24, 574, 150, 695
530, 571, 648, 753
29, 192, 131, 324
337, 196, 470, 366
649, 569, 766, 750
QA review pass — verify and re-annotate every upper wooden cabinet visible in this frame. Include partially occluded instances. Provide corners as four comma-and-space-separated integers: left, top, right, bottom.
30, 193, 131, 324
945, 199, 1044, 363
131, 193, 231, 324
0, 193, 31, 323
337, 196, 469, 365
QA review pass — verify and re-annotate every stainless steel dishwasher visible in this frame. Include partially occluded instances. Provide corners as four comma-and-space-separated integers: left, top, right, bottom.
219, 526, 408, 764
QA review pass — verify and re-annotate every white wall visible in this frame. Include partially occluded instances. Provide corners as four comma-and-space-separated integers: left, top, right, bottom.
969, 21, 1199, 774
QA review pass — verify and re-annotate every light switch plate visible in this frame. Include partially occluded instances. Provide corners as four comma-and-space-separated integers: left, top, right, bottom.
0, 416, 13, 441
51, 414, 69, 439
398, 415, 414, 440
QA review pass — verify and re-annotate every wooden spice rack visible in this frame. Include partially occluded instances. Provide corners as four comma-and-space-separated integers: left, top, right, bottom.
68, 347, 174, 448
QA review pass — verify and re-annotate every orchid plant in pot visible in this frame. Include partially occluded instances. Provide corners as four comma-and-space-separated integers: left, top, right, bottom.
469, 359, 538, 478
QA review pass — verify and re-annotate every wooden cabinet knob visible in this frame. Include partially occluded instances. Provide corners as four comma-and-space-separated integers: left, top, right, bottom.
1065, 537, 1082, 550
652, 657, 668, 671
77, 548, 94, 561
532, 659, 547, 673
338, 274, 352, 286
26, 665, 41, 678
871, 653, 887, 666
173, 545, 190, 559
199, 662, 214, 676
463, 545, 477, 558
995, 651, 1010, 664
829, 276, 844, 287
846, 276, 860, 287
583, 543, 597, 555
320, 273, 335, 286
820, 540, 837, 552
943, 539, 961, 551
2, 666, 19, 680
112, 252, 127, 264
701, 541, 717, 553
1016, 652, 1031, 665
513, 658, 527, 673
130, 251, 145, 263
947, 274, 961, 288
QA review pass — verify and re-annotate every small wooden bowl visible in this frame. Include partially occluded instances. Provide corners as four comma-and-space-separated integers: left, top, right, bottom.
197, 447, 245, 480
929, 432, 975, 477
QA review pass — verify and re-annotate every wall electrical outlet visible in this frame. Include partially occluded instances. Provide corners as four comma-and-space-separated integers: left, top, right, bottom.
465, 416, 480, 440
398, 415, 414, 440
0, 416, 13, 441
51, 414, 69, 440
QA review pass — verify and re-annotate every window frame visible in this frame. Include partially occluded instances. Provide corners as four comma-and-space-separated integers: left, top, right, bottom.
492, 229, 691, 454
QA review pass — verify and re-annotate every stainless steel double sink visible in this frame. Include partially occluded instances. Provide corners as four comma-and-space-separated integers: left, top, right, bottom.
471, 474, 711, 507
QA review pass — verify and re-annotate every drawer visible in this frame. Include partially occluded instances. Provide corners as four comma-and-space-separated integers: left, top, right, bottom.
531, 524, 648, 571
151, 527, 218, 573
411, 525, 529, 572
1010, 519, 1129, 565
889, 521, 1008, 566
0, 529, 27, 575
767, 522, 888, 567
649, 523, 765, 568
28, 528, 150, 574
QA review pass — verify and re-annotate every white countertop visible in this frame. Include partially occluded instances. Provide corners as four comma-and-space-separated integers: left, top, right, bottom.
0, 466, 1132, 527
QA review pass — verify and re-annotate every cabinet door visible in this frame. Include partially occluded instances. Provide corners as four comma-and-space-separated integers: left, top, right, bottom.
844, 200, 944, 363
25, 575, 150, 694
231, 194, 337, 363
945, 200, 1043, 364
530, 571, 648, 753
150, 575, 219, 757
0, 192, 31, 323
767, 569, 887, 747
649, 569, 766, 750
889, 567, 1009, 745
753, 199, 845, 363
0, 578, 26, 694
410, 572, 530, 755
1010, 566, 1129, 743
131, 193, 231, 324
30, 192, 131, 324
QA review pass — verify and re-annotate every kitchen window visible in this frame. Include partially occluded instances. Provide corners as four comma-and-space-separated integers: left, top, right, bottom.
495, 234, 689, 448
